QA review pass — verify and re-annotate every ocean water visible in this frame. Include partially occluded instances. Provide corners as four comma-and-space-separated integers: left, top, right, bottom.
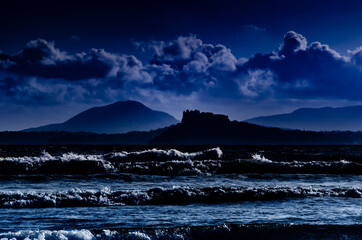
0, 146, 360, 239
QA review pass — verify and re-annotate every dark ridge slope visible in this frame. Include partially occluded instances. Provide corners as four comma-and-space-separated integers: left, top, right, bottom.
24, 101, 179, 134
151, 110, 362, 145
0, 127, 167, 145
246, 105, 362, 131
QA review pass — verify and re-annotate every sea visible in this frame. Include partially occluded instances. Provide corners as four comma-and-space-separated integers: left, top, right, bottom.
0, 145, 360, 240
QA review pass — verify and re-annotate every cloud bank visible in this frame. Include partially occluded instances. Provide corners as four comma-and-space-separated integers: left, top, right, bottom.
1, 31, 362, 107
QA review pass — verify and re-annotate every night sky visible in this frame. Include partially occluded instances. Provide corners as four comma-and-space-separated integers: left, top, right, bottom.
1, 0, 362, 130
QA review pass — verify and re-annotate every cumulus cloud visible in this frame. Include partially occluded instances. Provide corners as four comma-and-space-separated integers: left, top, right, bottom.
279, 31, 307, 56
0, 36, 241, 101
349, 47, 362, 68
146, 35, 239, 94
241, 31, 362, 100
1, 32, 362, 108
236, 70, 275, 97
0, 39, 147, 81
149, 35, 238, 71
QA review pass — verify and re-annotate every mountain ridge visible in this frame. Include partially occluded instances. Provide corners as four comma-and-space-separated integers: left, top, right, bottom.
245, 105, 362, 131
3, 109, 362, 144
24, 100, 179, 134
151, 110, 362, 144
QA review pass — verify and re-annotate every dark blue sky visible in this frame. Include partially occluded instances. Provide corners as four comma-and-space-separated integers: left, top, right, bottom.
1, 0, 362, 130
2, 0, 362, 57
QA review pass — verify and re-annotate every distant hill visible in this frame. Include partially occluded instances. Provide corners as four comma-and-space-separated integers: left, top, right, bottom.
245, 106, 362, 131
0, 128, 168, 145
4, 109, 362, 145
24, 101, 179, 134
151, 110, 362, 145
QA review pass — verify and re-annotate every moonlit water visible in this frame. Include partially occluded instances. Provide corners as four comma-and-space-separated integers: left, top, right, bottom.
0, 146, 360, 239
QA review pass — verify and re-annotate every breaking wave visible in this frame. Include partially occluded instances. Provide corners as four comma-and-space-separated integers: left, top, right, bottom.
0, 186, 360, 208
0, 224, 361, 240
0, 149, 360, 175
106, 147, 223, 162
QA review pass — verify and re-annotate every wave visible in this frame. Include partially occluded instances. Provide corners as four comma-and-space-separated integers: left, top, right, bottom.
0, 186, 360, 208
0, 151, 114, 174
114, 154, 362, 175
0, 149, 360, 175
0, 148, 222, 175
0, 224, 361, 240
106, 147, 223, 162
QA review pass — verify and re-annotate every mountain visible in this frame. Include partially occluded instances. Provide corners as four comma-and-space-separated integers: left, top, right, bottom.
151, 110, 362, 144
25, 101, 179, 134
4, 109, 362, 144
0, 128, 168, 145
245, 105, 362, 131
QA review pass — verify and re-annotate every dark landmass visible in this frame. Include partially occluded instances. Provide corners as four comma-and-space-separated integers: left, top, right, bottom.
245, 105, 362, 131
2, 110, 362, 145
151, 110, 362, 144
24, 100, 179, 134
0, 128, 167, 145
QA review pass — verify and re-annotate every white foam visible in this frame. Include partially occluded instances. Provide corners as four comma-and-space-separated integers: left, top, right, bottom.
126, 232, 151, 240
251, 153, 273, 163
0, 229, 94, 240
0, 185, 360, 208
109, 147, 223, 161
0, 148, 358, 175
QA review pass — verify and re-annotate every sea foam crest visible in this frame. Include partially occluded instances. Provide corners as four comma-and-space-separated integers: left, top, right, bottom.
0, 224, 361, 240
107, 147, 223, 162
0, 229, 94, 240
0, 148, 222, 175
0, 149, 360, 175
0, 151, 104, 163
0, 151, 115, 174
112, 157, 361, 175
0, 186, 360, 208
251, 153, 273, 163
